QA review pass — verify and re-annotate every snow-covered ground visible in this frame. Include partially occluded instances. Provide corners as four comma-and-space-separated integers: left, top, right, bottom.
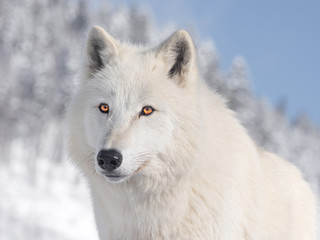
0, 138, 98, 240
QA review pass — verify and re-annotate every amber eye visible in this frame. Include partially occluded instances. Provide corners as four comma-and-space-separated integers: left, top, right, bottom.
141, 106, 154, 116
98, 103, 109, 113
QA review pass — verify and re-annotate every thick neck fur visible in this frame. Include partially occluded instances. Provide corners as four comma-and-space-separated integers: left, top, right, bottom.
89, 168, 193, 239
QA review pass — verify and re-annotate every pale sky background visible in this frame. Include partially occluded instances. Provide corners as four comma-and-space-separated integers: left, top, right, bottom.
111, 0, 320, 125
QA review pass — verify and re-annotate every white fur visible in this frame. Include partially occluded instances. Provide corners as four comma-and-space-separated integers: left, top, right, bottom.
67, 26, 317, 239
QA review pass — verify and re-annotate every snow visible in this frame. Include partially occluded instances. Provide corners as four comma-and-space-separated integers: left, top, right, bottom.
0, 138, 98, 240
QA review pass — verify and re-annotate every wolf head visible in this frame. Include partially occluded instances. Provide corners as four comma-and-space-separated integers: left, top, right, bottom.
68, 26, 202, 188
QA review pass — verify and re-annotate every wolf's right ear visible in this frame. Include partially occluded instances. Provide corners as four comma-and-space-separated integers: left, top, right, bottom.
86, 26, 118, 74
156, 30, 197, 87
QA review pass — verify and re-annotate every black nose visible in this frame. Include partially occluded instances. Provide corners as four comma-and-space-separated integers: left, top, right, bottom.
97, 149, 123, 171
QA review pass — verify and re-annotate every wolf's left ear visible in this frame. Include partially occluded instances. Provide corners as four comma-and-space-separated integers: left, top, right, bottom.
156, 30, 197, 86
86, 25, 118, 74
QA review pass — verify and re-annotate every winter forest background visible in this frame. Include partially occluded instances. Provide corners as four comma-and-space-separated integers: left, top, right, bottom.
0, 0, 319, 239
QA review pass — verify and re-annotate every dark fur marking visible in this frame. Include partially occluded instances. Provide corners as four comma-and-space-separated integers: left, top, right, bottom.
168, 41, 189, 78
91, 39, 106, 70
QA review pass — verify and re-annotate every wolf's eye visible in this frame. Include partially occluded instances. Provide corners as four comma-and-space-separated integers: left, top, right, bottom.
99, 103, 109, 114
141, 106, 154, 116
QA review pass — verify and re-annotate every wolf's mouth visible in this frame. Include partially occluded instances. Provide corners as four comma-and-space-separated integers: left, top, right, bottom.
104, 174, 128, 182
105, 174, 122, 178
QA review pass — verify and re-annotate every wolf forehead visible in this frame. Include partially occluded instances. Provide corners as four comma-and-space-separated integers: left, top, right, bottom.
85, 50, 169, 105
87, 63, 167, 106
92, 54, 165, 88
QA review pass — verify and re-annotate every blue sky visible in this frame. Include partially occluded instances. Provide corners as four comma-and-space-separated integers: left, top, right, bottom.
114, 0, 320, 124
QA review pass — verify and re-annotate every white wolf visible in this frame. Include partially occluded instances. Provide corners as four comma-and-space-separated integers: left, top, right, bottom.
67, 25, 317, 239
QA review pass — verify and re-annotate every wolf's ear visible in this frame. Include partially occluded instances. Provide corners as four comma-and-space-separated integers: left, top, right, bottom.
157, 30, 197, 86
86, 25, 118, 74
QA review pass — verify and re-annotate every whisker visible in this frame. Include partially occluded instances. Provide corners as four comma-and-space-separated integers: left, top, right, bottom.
133, 151, 163, 164
80, 152, 95, 163
71, 137, 96, 152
